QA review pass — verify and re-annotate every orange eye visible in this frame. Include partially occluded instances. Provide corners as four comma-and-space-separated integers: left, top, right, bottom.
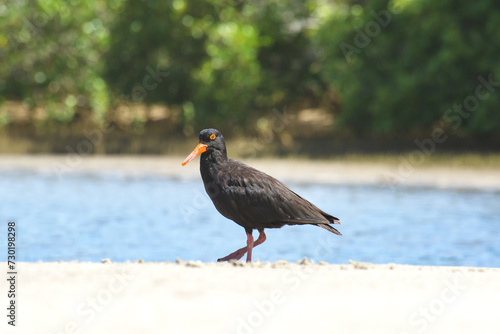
210, 134, 216, 140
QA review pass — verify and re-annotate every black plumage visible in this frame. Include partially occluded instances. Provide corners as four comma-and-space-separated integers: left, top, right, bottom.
182, 128, 341, 262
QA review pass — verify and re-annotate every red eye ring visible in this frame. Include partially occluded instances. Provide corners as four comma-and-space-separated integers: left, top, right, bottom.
210, 134, 216, 140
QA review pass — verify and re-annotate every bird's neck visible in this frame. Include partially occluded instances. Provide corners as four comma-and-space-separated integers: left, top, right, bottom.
200, 149, 228, 182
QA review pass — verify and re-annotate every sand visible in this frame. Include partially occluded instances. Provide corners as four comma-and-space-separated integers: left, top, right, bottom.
1, 154, 500, 190
1, 261, 499, 334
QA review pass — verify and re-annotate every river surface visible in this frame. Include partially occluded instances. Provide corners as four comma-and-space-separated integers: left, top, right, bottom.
1, 168, 499, 267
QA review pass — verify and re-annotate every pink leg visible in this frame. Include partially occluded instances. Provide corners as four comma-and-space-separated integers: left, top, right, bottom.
253, 229, 266, 247
245, 233, 254, 263
217, 229, 267, 263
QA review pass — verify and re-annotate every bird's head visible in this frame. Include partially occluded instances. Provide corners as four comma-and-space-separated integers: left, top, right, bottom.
182, 128, 226, 166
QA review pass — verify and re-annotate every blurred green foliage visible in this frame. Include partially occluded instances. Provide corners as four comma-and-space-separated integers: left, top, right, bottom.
1, 0, 500, 142
104, 0, 319, 130
316, 0, 500, 139
0, 0, 115, 123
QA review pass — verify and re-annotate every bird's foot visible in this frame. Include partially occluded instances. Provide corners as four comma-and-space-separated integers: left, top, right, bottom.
217, 246, 247, 262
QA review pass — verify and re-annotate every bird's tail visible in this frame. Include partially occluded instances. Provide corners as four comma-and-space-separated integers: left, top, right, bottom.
319, 223, 342, 236
321, 211, 341, 225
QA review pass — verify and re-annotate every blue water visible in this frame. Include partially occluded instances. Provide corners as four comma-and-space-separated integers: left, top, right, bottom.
1, 169, 499, 267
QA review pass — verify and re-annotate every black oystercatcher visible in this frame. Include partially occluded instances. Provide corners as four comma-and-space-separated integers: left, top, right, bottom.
182, 128, 341, 262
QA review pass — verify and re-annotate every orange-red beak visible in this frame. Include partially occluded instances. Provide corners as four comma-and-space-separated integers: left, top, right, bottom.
181, 143, 208, 166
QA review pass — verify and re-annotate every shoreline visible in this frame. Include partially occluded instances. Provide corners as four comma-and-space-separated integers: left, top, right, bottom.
2, 261, 499, 333
1, 154, 500, 191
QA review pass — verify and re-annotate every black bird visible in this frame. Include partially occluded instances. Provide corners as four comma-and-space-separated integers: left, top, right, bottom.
182, 128, 341, 262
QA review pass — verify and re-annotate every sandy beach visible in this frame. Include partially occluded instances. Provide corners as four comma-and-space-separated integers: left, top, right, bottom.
1, 261, 499, 333
1, 154, 500, 190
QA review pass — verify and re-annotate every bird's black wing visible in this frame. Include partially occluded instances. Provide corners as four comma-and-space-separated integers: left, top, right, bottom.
218, 160, 341, 234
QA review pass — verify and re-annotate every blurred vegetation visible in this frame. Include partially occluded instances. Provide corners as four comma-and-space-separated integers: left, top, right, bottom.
0, 0, 113, 124
0, 0, 499, 153
103, 0, 321, 133
317, 0, 500, 141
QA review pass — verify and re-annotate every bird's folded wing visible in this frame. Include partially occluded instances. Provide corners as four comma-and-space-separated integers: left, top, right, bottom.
222, 163, 336, 225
